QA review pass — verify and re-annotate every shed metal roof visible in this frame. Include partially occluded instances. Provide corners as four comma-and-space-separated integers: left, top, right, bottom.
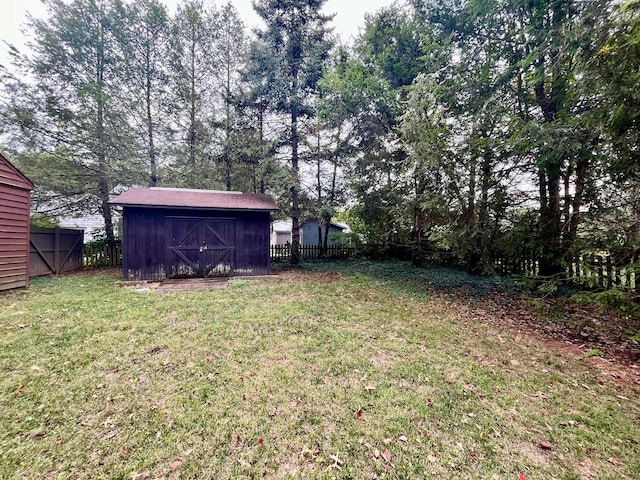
109, 187, 279, 212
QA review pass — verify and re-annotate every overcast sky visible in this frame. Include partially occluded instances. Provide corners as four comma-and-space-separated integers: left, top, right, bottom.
0, 0, 395, 66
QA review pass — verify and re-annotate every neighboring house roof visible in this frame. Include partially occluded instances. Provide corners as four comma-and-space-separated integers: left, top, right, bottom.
0, 153, 35, 191
109, 187, 279, 212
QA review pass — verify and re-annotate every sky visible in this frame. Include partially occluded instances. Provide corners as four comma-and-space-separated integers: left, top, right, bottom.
0, 0, 395, 66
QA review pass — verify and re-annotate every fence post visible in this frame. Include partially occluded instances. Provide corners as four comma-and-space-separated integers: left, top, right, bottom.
54, 227, 60, 274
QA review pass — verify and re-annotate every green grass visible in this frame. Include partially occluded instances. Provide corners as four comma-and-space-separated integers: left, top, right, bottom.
1, 263, 638, 480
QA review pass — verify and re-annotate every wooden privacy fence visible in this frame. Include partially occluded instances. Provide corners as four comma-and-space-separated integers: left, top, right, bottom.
30, 227, 84, 277
495, 253, 637, 291
270, 244, 355, 262
83, 242, 123, 268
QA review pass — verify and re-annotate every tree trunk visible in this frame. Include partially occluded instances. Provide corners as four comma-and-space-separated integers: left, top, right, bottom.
189, 30, 197, 186
290, 94, 301, 265
225, 42, 232, 191
478, 144, 492, 273
146, 37, 157, 187
564, 157, 589, 255
96, 14, 115, 242
99, 178, 115, 242
534, 76, 563, 276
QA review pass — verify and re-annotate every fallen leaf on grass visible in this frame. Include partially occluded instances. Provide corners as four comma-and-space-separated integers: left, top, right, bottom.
383, 438, 392, 445
170, 461, 182, 469
607, 457, 621, 466
373, 449, 380, 458
14, 381, 29, 396
519, 474, 529, 480
398, 435, 407, 442
381, 449, 392, 463
258, 438, 264, 445
130, 471, 150, 479
538, 440, 553, 450
356, 409, 363, 420
427, 398, 433, 407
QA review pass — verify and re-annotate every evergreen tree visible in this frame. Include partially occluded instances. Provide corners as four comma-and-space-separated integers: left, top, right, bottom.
251, 0, 334, 264
3, 0, 132, 241
214, 2, 248, 191
115, 0, 169, 187
167, 0, 220, 189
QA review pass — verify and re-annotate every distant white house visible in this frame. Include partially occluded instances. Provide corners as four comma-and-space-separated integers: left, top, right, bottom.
271, 220, 293, 246
58, 214, 107, 241
31, 185, 126, 242
271, 219, 350, 246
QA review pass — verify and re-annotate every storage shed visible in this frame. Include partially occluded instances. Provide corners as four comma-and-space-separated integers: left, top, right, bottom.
109, 187, 279, 281
0, 153, 35, 292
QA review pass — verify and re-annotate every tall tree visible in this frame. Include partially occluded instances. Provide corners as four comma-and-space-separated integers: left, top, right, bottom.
167, 0, 220, 188
503, 0, 607, 276
398, 0, 611, 275
251, 0, 334, 263
214, 2, 247, 191
339, 4, 426, 255
4, 0, 132, 241
115, 0, 169, 187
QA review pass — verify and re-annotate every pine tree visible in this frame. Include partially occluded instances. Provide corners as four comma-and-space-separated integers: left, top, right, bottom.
5, 0, 132, 241
251, 0, 334, 264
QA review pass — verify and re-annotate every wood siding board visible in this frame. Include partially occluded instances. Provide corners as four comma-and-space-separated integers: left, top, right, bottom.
0, 185, 30, 197
0, 231, 29, 238
0, 197, 30, 209
0, 164, 31, 291
0, 154, 35, 190
0, 220, 29, 230
0, 279, 28, 290
0, 265, 28, 276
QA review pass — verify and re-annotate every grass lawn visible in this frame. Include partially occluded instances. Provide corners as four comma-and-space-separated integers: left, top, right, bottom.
1, 261, 638, 479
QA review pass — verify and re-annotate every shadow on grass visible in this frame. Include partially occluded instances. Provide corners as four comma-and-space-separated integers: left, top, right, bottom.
290, 258, 517, 297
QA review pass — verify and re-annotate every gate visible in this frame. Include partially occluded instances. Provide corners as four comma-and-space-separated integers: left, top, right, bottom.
30, 227, 83, 277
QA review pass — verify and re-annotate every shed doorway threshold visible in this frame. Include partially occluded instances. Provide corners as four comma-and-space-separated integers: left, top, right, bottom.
157, 277, 229, 292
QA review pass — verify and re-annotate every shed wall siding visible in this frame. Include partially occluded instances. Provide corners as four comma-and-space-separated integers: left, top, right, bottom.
122, 207, 271, 281
0, 156, 34, 190
0, 184, 31, 291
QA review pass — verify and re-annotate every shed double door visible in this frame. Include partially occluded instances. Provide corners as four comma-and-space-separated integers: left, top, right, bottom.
169, 218, 236, 277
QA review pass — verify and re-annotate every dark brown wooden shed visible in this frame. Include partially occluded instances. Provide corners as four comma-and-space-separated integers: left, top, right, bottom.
0, 153, 35, 292
109, 187, 279, 281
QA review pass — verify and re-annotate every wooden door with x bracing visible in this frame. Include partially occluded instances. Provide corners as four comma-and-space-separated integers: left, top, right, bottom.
169, 218, 236, 277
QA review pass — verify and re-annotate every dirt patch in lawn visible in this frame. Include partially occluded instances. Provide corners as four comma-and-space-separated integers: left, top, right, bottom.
430, 289, 640, 387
